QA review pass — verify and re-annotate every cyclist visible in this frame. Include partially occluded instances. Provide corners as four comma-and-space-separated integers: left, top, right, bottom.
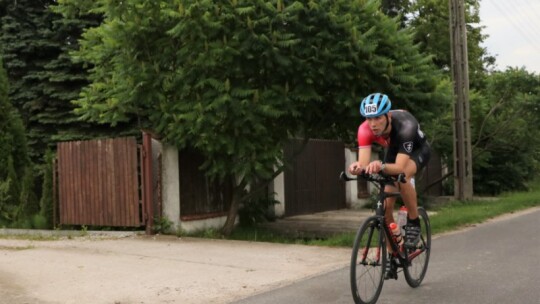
348, 93, 431, 251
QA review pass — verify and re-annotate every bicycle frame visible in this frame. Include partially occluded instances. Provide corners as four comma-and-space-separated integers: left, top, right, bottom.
341, 171, 421, 266
371, 177, 410, 266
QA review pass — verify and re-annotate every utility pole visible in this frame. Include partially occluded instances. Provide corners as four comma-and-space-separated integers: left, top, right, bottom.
449, 0, 473, 200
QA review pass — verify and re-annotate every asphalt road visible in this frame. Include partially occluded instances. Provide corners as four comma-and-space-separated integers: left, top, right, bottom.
234, 207, 540, 304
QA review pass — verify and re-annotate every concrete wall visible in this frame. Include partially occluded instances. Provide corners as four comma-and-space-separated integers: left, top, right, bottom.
157, 142, 230, 234
272, 171, 286, 218
160, 143, 181, 232
178, 216, 228, 233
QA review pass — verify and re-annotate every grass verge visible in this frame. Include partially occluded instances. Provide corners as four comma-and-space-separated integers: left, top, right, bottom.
225, 180, 540, 247
429, 180, 540, 235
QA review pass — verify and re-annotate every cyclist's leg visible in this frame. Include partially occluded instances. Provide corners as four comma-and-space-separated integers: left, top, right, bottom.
397, 158, 423, 249
398, 159, 419, 219
383, 186, 397, 225
384, 148, 421, 244
401, 144, 431, 247
383, 185, 400, 280
382, 149, 400, 224
384, 187, 397, 254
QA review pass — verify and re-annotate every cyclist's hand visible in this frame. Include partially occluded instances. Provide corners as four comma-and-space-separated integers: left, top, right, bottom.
365, 160, 383, 174
348, 162, 363, 175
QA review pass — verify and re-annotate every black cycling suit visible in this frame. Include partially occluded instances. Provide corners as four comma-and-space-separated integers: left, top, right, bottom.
357, 110, 431, 170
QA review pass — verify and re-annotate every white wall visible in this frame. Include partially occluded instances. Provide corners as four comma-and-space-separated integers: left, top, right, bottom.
179, 216, 228, 233
272, 171, 285, 217
159, 143, 234, 234
160, 143, 181, 232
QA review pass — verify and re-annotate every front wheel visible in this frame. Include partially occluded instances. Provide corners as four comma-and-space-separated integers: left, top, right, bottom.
403, 207, 431, 288
350, 216, 387, 304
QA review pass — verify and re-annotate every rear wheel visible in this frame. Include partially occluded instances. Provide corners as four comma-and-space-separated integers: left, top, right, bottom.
350, 216, 387, 304
403, 207, 431, 287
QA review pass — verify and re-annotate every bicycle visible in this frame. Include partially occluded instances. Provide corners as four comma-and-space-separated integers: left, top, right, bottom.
340, 171, 431, 304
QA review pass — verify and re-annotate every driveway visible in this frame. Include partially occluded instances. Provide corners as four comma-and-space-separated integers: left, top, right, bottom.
0, 234, 350, 304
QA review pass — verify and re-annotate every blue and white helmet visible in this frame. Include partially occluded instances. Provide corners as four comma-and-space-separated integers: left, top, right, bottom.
360, 93, 392, 118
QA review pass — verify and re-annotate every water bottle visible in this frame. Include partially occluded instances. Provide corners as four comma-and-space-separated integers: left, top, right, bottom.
389, 222, 403, 247
397, 206, 408, 236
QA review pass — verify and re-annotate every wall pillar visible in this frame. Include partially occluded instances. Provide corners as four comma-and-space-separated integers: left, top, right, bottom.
161, 143, 180, 231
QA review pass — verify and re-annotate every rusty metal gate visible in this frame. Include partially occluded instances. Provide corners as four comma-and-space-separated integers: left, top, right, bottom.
284, 139, 346, 216
178, 147, 232, 220
55, 136, 152, 228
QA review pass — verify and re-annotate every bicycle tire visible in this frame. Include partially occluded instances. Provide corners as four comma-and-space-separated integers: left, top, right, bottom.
403, 207, 431, 288
350, 216, 387, 304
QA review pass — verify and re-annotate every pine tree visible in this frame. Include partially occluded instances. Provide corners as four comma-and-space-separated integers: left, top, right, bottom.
0, 56, 35, 223
0, 0, 136, 162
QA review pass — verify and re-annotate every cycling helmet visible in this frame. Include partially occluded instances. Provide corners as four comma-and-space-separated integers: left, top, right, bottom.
359, 93, 391, 118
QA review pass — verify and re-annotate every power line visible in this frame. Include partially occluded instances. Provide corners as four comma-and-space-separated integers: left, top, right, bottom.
486, 0, 540, 54
496, 0, 540, 42
515, 0, 540, 22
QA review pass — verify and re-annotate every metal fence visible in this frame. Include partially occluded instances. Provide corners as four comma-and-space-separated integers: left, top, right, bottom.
56, 137, 143, 227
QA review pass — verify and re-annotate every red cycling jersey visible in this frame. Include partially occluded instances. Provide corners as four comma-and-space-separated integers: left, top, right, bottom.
357, 120, 389, 149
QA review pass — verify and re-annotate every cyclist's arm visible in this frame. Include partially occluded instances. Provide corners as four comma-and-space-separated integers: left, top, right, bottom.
358, 147, 371, 167
349, 122, 374, 175
357, 121, 375, 167
380, 153, 409, 175
349, 147, 371, 175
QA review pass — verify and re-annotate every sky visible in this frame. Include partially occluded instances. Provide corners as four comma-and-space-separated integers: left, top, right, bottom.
479, 0, 540, 74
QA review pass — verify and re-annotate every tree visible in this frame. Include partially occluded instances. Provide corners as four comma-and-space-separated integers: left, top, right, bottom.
0, 56, 36, 223
56, 0, 449, 235
406, 0, 496, 89
381, 0, 412, 25
1, 0, 56, 159
0, 0, 135, 162
470, 68, 540, 194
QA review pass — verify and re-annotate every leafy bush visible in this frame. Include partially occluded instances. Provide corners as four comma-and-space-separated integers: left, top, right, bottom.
153, 216, 173, 234
31, 214, 49, 229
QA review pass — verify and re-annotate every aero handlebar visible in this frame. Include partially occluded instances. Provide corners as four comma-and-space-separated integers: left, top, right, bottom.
340, 171, 407, 184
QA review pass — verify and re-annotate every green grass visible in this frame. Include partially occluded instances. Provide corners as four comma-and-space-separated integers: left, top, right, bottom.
430, 180, 540, 235
224, 179, 540, 247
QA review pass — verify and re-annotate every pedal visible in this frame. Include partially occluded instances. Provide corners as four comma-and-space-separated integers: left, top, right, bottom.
384, 269, 398, 280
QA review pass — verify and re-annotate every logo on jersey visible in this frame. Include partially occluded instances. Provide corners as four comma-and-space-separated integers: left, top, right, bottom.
403, 142, 413, 153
